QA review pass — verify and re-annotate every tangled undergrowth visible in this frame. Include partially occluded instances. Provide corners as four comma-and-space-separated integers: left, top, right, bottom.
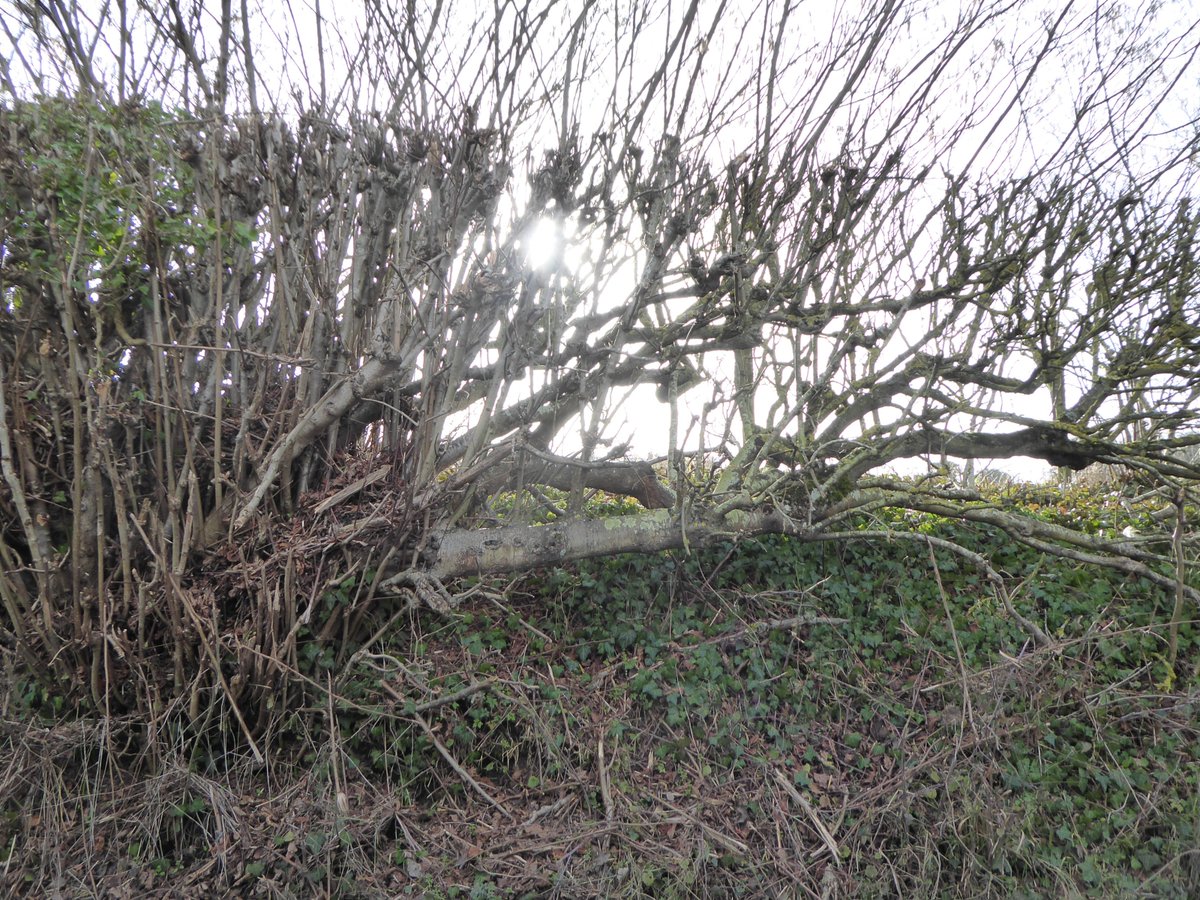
1, 492, 1198, 898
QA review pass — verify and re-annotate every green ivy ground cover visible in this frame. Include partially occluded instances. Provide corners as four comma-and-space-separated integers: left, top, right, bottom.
3, 497, 1197, 897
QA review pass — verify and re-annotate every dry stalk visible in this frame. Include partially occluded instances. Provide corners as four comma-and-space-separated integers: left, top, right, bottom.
771, 768, 841, 867
598, 733, 615, 839
926, 539, 978, 734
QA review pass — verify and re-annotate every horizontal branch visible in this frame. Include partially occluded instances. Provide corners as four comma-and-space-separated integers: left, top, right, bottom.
472, 453, 676, 509
428, 508, 794, 579
820, 425, 1120, 493
426, 492, 1198, 611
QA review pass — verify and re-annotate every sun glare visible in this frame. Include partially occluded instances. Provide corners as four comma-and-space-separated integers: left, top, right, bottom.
521, 216, 567, 272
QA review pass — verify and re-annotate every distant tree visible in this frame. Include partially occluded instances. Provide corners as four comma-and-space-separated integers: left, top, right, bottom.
1, 0, 1197, 721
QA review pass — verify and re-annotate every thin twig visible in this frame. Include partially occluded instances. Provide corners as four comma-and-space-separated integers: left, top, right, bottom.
521, 795, 573, 829
657, 797, 750, 856
1167, 489, 1189, 669
409, 710, 514, 821
379, 677, 493, 714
